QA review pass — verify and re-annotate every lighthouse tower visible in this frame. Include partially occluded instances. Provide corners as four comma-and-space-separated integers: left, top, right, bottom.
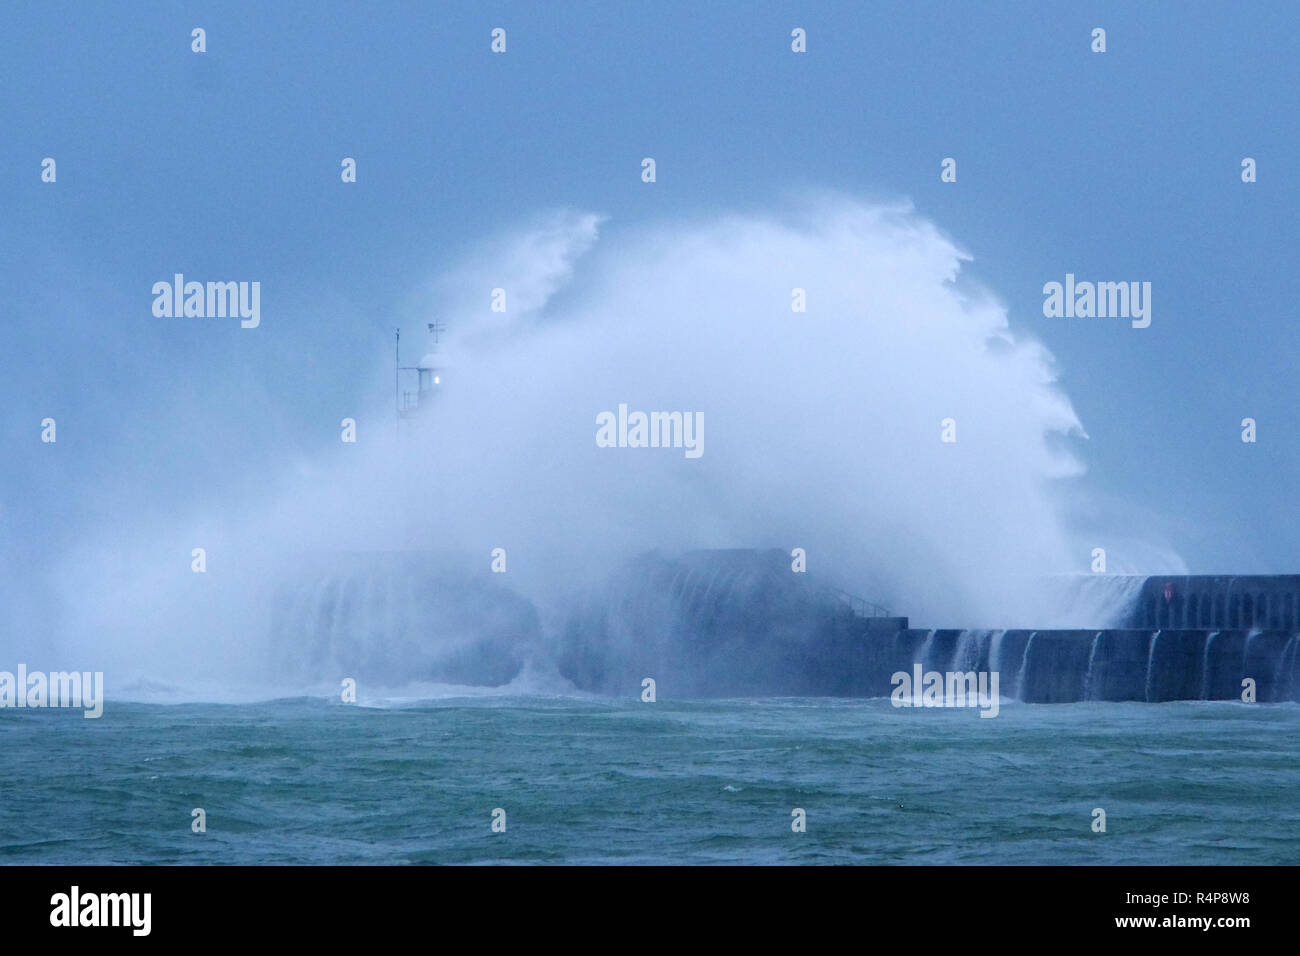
396, 321, 446, 421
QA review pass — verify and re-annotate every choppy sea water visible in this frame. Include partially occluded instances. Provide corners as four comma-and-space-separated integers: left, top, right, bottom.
2, 697, 1297, 865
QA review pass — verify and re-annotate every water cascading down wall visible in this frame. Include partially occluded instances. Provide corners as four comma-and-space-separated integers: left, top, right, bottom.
556, 554, 1300, 702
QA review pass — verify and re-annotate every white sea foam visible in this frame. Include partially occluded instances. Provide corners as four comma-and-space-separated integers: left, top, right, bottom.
40, 196, 1180, 695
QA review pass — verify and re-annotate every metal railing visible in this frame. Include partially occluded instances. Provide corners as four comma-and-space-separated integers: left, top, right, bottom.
825, 587, 892, 618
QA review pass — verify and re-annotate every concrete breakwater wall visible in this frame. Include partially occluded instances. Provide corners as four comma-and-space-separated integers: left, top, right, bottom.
266, 550, 1300, 701
562, 603, 1299, 701
557, 553, 1300, 701
1127, 575, 1300, 631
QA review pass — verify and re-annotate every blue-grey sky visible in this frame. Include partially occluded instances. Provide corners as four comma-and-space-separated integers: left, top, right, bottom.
3, 1, 1298, 648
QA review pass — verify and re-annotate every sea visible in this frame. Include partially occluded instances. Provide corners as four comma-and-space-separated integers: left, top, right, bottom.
2, 695, 1297, 865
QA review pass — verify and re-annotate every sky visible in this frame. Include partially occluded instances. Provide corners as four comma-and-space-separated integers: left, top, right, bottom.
2, 1, 1298, 658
